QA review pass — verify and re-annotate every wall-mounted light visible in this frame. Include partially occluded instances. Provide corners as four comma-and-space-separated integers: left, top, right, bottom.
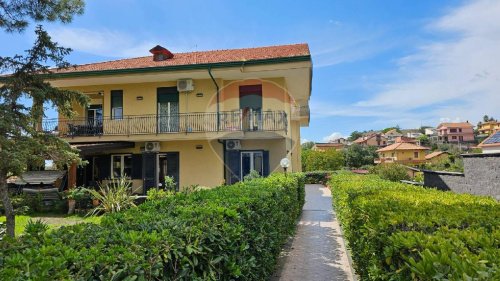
98, 91, 104, 96
196, 93, 203, 97
196, 144, 203, 150
136, 96, 144, 100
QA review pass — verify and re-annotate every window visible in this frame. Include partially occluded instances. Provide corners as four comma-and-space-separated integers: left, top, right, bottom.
450, 128, 457, 133
241, 151, 264, 178
452, 136, 457, 140
111, 155, 132, 178
391, 152, 395, 157
414, 151, 419, 158
111, 90, 123, 119
459, 128, 462, 132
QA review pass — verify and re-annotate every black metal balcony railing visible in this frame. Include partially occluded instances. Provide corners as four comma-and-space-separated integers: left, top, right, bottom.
42, 110, 287, 137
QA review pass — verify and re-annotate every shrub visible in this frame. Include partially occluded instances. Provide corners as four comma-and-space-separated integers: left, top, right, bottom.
146, 188, 174, 201
302, 149, 344, 171
163, 175, 176, 191
329, 173, 500, 280
304, 171, 332, 184
0, 173, 305, 280
85, 176, 137, 215
370, 163, 410, 182
243, 169, 261, 181
23, 219, 49, 238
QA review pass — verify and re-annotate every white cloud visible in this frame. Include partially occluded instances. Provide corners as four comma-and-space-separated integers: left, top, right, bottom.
49, 27, 161, 57
322, 132, 345, 142
354, 0, 500, 123
300, 138, 310, 144
314, 0, 500, 127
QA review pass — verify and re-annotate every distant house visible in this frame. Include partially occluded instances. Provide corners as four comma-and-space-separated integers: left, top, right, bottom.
375, 142, 429, 165
477, 130, 500, 153
353, 133, 388, 147
402, 129, 423, 139
477, 120, 500, 136
425, 151, 450, 163
437, 122, 474, 143
394, 136, 418, 144
312, 143, 345, 151
425, 127, 439, 142
383, 129, 403, 144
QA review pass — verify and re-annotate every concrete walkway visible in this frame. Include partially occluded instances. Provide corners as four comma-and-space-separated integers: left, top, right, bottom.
272, 184, 354, 281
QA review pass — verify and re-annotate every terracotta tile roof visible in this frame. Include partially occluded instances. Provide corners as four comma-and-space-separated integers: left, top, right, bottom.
395, 136, 417, 143
425, 151, 450, 160
54, 43, 310, 74
376, 142, 429, 152
314, 143, 344, 148
437, 122, 473, 129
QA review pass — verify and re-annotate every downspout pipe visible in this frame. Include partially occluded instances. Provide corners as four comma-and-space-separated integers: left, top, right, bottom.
208, 66, 220, 131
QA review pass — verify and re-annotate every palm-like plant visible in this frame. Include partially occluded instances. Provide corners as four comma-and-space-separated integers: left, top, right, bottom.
85, 176, 137, 216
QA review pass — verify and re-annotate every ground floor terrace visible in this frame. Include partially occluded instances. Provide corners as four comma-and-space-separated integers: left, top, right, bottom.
72, 138, 300, 193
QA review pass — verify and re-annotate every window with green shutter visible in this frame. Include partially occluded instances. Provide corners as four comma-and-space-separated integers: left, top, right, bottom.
111, 90, 123, 119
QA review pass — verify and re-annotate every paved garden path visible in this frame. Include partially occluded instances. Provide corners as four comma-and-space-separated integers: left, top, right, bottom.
272, 184, 355, 281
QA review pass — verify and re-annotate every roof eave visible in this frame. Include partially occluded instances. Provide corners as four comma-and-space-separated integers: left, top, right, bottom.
41, 55, 312, 80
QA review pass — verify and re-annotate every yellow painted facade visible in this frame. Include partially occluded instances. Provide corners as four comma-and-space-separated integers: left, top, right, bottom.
49, 61, 310, 191
478, 121, 500, 136
379, 150, 426, 161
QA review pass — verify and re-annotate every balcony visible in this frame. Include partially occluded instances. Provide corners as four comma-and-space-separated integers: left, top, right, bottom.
42, 110, 288, 138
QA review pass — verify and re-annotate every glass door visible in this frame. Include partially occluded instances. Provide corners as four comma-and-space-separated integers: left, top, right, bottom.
86, 104, 103, 135
157, 87, 179, 133
240, 151, 263, 179
239, 85, 262, 131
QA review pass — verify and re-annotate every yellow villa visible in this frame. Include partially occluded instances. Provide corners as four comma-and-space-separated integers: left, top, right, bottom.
42, 44, 312, 192
477, 120, 500, 136
375, 142, 429, 165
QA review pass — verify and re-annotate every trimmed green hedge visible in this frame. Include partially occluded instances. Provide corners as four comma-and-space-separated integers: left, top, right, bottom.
0, 173, 305, 280
330, 172, 500, 280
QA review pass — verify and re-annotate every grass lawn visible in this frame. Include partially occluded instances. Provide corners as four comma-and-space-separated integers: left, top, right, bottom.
0, 214, 101, 236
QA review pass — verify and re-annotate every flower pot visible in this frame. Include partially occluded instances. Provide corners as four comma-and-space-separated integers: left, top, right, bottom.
67, 199, 76, 214
92, 199, 100, 207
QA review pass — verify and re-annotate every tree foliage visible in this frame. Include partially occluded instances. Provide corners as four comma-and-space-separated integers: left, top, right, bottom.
301, 149, 344, 171
348, 130, 363, 141
0, 0, 87, 237
344, 144, 378, 168
0, 0, 84, 32
300, 141, 315, 150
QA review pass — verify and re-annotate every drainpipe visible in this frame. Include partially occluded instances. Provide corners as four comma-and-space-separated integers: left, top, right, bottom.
208, 66, 220, 131
218, 139, 226, 184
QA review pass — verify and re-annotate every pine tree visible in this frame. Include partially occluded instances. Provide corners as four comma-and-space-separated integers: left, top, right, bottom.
0, 0, 87, 237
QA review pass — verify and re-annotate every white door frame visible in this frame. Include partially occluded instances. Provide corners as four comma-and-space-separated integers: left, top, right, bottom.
240, 151, 264, 179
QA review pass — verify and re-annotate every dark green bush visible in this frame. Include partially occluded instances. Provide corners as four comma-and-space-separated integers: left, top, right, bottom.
304, 171, 332, 185
369, 163, 410, 182
330, 172, 500, 280
0, 173, 305, 280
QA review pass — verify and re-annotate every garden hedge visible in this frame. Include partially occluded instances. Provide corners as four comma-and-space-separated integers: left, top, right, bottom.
330, 172, 499, 280
0, 173, 305, 280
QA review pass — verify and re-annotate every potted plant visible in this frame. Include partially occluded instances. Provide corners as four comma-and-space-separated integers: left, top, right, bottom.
64, 187, 87, 214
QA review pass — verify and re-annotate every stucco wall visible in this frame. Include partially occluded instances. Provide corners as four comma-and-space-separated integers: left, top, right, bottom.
423, 153, 500, 200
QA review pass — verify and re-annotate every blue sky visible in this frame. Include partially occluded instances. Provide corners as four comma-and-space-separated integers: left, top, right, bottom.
2, 0, 499, 142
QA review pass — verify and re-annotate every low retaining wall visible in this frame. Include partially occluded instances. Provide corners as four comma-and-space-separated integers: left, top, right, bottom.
423, 153, 500, 200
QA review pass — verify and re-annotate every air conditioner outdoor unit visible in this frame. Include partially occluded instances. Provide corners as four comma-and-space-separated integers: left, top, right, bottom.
177, 79, 194, 92
226, 140, 241, 150
145, 142, 161, 152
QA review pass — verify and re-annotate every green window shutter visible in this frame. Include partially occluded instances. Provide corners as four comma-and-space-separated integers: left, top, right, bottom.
111, 90, 123, 107
157, 87, 179, 103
